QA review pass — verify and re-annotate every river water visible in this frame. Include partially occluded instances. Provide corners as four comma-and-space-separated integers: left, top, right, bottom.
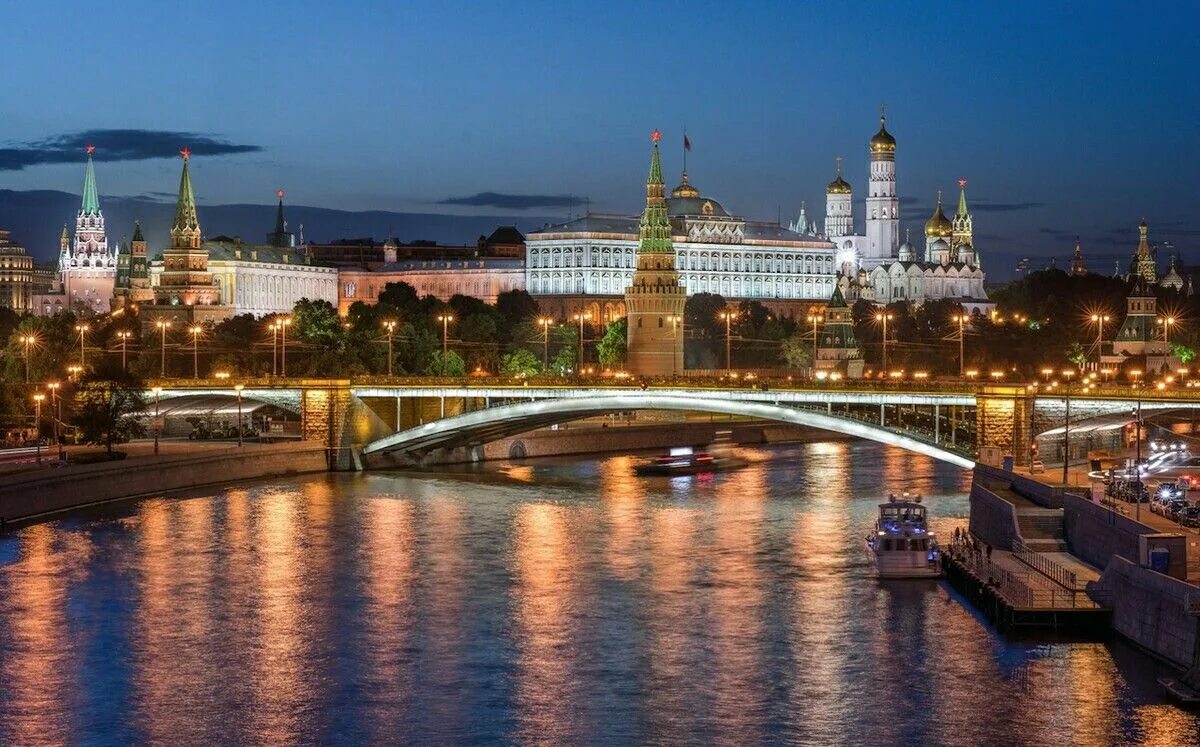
1, 440, 1198, 745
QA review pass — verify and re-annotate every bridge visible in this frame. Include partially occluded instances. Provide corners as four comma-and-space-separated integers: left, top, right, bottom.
146, 378, 1200, 471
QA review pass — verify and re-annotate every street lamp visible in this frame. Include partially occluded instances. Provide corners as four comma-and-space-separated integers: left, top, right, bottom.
1158, 315, 1178, 348
19, 333, 36, 384
874, 311, 894, 371
279, 318, 292, 377
538, 317, 553, 371
807, 310, 824, 374
1090, 313, 1110, 362
571, 312, 591, 374
951, 312, 968, 377
437, 314, 454, 376
152, 386, 163, 455
668, 313, 683, 376
268, 320, 279, 376
116, 330, 133, 371
47, 381, 63, 462
1061, 368, 1075, 486
75, 323, 89, 367
155, 319, 172, 377
32, 393, 45, 465
67, 364, 82, 382
190, 325, 203, 379
383, 320, 397, 377
234, 384, 245, 447
719, 310, 736, 374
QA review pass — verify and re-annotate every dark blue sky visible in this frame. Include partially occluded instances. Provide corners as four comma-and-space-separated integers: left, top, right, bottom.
2, 0, 1197, 275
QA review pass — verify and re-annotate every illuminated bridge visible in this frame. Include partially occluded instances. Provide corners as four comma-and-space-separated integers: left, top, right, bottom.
147, 379, 1200, 471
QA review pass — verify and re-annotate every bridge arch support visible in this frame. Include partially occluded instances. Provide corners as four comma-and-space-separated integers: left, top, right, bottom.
361, 393, 975, 469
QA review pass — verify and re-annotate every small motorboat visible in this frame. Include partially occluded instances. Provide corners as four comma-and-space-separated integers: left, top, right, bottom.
633, 446, 748, 476
865, 492, 942, 578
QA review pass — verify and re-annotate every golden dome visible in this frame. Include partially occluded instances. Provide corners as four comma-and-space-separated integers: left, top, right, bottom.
671, 171, 700, 199
827, 175, 852, 194
870, 113, 896, 153
925, 191, 952, 238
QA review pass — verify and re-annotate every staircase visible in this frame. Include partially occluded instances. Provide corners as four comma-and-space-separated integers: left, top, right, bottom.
1014, 508, 1068, 552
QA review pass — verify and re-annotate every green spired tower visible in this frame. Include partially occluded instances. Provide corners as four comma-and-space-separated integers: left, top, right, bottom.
816, 284, 864, 376
624, 130, 686, 376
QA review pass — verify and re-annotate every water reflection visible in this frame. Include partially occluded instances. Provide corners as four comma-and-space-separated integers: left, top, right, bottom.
0, 441, 1196, 745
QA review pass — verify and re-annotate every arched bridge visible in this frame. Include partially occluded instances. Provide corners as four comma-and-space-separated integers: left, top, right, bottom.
359, 389, 977, 469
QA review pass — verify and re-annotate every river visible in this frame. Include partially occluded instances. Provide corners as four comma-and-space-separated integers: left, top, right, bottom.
1, 440, 1198, 745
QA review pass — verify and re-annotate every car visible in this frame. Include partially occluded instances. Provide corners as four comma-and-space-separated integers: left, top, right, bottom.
1179, 506, 1200, 528
1166, 500, 1191, 522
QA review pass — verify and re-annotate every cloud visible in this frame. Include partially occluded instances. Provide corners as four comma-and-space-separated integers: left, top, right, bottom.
0, 129, 263, 171
968, 199, 1044, 213
438, 191, 582, 210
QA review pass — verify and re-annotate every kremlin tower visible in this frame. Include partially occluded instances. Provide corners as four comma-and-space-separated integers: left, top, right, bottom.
624, 130, 686, 376
59, 146, 117, 314
951, 179, 975, 265
149, 150, 224, 321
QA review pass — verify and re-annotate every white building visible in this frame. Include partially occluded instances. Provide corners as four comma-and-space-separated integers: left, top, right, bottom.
336, 258, 526, 314
43, 148, 118, 315
825, 114, 990, 312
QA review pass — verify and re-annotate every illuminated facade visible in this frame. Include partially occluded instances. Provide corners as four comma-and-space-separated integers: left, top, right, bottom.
336, 258, 524, 314
54, 148, 117, 314
0, 227, 33, 311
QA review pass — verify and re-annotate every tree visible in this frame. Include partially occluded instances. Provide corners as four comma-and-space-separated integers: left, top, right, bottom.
1171, 343, 1196, 364
780, 334, 812, 369
72, 361, 147, 455
596, 318, 627, 367
1066, 342, 1087, 368
501, 348, 541, 377
292, 298, 341, 346
495, 289, 540, 328
425, 349, 466, 377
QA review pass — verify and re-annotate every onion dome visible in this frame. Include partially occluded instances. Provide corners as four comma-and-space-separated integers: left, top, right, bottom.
671, 171, 700, 199
827, 156, 851, 194
925, 191, 952, 238
898, 228, 916, 261
870, 111, 896, 153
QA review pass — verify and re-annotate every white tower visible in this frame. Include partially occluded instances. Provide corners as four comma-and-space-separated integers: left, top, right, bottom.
824, 156, 853, 238
865, 109, 899, 260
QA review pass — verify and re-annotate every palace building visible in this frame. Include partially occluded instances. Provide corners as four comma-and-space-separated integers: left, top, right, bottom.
0, 227, 33, 312
525, 141, 837, 325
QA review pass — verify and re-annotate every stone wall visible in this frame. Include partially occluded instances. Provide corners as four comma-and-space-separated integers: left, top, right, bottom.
974, 462, 1068, 508
0, 443, 328, 523
1092, 555, 1199, 674
968, 482, 1022, 551
1063, 493, 1188, 579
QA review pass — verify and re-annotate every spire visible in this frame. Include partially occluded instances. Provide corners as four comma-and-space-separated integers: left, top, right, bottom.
956, 179, 969, 217
132, 220, 144, 243
637, 130, 672, 255
171, 149, 200, 248
81, 146, 100, 215
648, 130, 663, 185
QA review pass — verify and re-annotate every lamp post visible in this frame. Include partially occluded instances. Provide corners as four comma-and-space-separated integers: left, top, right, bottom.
67, 365, 82, 382
719, 310, 736, 374
47, 381, 63, 462
571, 312, 591, 374
279, 318, 292, 377
1159, 315, 1178, 349
538, 317, 553, 371
383, 320, 397, 376
1134, 397, 1143, 521
190, 325, 203, 379
1090, 313, 1110, 362
1061, 369, 1075, 486
234, 384, 245, 447
668, 314, 682, 376
155, 319, 171, 377
952, 313, 967, 377
437, 314, 454, 376
116, 330, 132, 371
806, 310, 824, 374
875, 312, 894, 371
268, 321, 278, 376
19, 333, 36, 384
32, 393, 44, 465
152, 386, 163, 456
75, 323, 89, 367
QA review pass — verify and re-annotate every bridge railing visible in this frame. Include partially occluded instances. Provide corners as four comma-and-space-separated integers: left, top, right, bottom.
1012, 539, 1083, 591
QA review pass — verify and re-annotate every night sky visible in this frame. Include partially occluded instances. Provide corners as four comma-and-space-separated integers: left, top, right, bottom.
2, 0, 1197, 277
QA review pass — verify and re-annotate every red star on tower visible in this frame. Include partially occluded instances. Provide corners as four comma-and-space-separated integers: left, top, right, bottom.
180, 147, 191, 161
650, 129, 662, 143
277, 189, 285, 199
85, 144, 95, 155
958, 178, 967, 188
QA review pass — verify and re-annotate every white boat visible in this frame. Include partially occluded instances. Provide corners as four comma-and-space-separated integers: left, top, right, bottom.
865, 493, 942, 578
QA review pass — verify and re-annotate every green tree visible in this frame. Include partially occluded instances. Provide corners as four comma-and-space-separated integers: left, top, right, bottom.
495, 289, 540, 328
1171, 343, 1196, 364
501, 348, 542, 377
596, 318, 627, 367
292, 298, 341, 346
1066, 341, 1087, 368
71, 361, 148, 456
425, 349, 466, 377
780, 334, 813, 369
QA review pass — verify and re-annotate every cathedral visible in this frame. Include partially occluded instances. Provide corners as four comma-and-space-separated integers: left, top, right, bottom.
54, 147, 118, 314
827, 113, 991, 313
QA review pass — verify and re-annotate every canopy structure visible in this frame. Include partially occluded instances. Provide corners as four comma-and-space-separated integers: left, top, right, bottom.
152, 394, 275, 419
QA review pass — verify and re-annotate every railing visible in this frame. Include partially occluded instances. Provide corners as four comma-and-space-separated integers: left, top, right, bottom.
948, 537, 1099, 609
1012, 538, 1081, 590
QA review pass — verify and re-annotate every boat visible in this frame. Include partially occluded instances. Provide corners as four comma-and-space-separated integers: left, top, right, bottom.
865, 493, 942, 578
633, 445, 748, 476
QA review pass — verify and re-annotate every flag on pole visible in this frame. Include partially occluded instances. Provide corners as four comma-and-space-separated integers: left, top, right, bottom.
684, 133, 692, 151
